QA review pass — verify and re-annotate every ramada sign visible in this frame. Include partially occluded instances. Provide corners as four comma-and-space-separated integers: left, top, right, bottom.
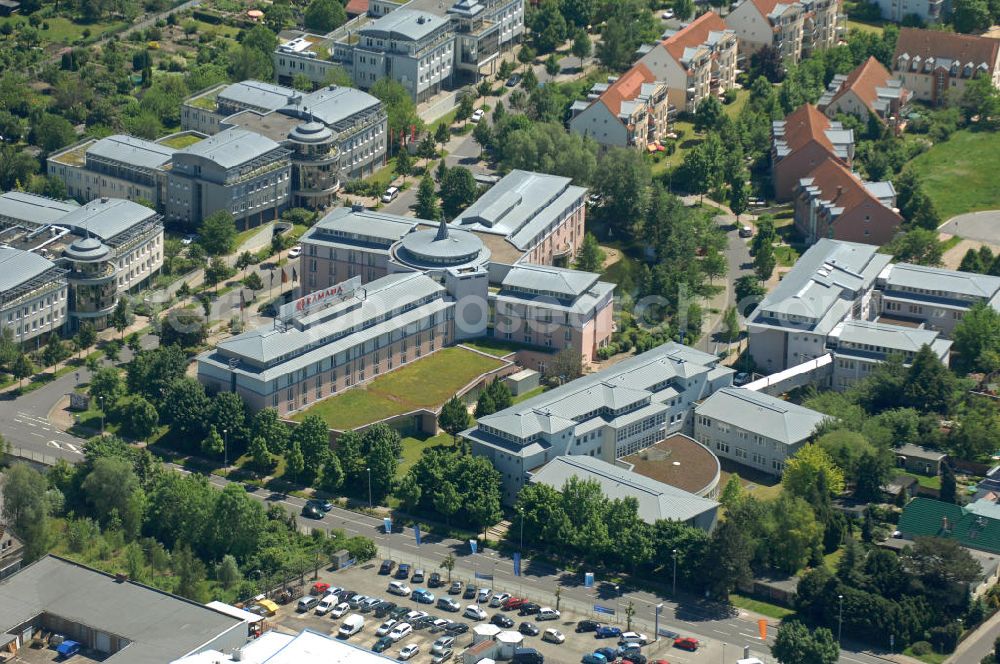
280, 276, 361, 320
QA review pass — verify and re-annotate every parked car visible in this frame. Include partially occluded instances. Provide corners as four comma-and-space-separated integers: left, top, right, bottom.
518, 603, 541, 616
405, 610, 429, 622
437, 597, 461, 612
373, 636, 393, 652
388, 581, 411, 596
307, 498, 332, 512
388, 622, 413, 642
346, 594, 368, 608
463, 584, 478, 600
412, 588, 435, 605
622, 653, 647, 664
432, 636, 456, 654
506, 74, 522, 87
311, 582, 330, 595
661, 8, 675, 18
543, 628, 565, 644
619, 645, 643, 659
519, 622, 539, 636
399, 643, 420, 660
537, 607, 560, 621
674, 637, 700, 651
595, 626, 622, 639
375, 619, 398, 637
444, 623, 469, 636
477, 588, 492, 603
374, 601, 397, 618
491, 613, 514, 628
412, 569, 425, 584
739, 224, 754, 238
381, 186, 400, 203
620, 632, 650, 646
296, 596, 319, 612
594, 647, 617, 660
582, 654, 608, 664
413, 614, 437, 631
490, 592, 511, 608
287, 245, 302, 259
734, 371, 751, 386
338, 614, 364, 637
431, 647, 453, 663
389, 606, 411, 620
315, 595, 338, 615
379, 560, 397, 575
576, 620, 600, 633
430, 618, 452, 633
512, 648, 544, 664
464, 605, 487, 620
471, 108, 485, 123
428, 572, 443, 588
181, 234, 198, 245
396, 564, 411, 580
301, 504, 323, 519
448, 581, 463, 595
360, 597, 382, 612
503, 596, 527, 611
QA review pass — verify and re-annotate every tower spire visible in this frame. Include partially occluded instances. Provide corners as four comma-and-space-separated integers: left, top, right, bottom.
435, 216, 449, 241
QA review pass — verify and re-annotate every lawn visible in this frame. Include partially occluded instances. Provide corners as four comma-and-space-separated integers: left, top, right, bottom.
460, 337, 531, 357
158, 133, 204, 149
774, 244, 801, 267
730, 593, 795, 619
847, 19, 885, 34
397, 430, 455, 479
513, 385, 547, 404
896, 470, 942, 490
11, 15, 128, 47
908, 129, 1000, 221
292, 347, 504, 430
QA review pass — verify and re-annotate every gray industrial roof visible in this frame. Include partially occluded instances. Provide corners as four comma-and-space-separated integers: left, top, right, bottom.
361, 9, 449, 42
218, 80, 296, 112
895, 443, 946, 462
0, 246, 59, 293
395, 221, 486, 267
0, 556, 245, 664
750, 238, 891, 335
86, 134, 176, 170
695, 387, 829, 445
303, 207, 420, 252
880, 262, 1000, 301
283, 86, 383, 127
56, 197, 159, 243
501, 264, 599, 299
530, 455, 718, 524
177, 127, 283, 169
452, 170, 586, 251
0, 191, 79, 226
830, 319, 943, 353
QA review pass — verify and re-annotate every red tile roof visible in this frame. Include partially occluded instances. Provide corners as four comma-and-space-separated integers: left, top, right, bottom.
781, 103, 834, 153
750, 0, 790, 16
829, 56, 894, 113
345, 0, 368, 17
597, 63, 657, 117
894, 27, 1000, 74
802, 158, 880, 214
662, 11, 728, 65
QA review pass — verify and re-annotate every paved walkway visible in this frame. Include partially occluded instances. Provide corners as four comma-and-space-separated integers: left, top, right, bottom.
939, 210, 1000, 244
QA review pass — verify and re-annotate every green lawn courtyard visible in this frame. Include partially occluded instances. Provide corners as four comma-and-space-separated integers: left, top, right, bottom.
908, 129, 1000, 221
292, 347, 505, 430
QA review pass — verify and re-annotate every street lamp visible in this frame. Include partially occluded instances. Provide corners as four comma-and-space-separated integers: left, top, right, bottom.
366, 467, 372, 509
672, 549, 678, 597
222, 428, 228, 468
518, 507, 524, 552
654, 603, 663, 641
98, 396, 105, 435
838, 593, 844, 647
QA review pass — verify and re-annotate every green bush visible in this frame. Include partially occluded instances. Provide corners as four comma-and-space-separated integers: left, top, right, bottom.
909, 641, 932, 656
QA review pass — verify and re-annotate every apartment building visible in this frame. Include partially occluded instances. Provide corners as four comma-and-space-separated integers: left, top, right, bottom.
727, 0, 843, 64
47, 134, 176, 207
636, 11, 737, 114
827, 319, 951, 391
802, 0, 845, 57
694, 387, 829, 475
747, 238, 892, 371
874, 262, 1000, 336
892, 28, 1000, 105
873, 0, 944, 24
569, 64, 674, 149
818, 56, 911, 129
794, 157, 902, 246
166, 128, 292, 229
772, 103, 854, 201
464, 342, 734, 504
0, 247, 68, 347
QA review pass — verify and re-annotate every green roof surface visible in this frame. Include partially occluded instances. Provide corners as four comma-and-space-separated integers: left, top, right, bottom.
898, 497, 1000, 554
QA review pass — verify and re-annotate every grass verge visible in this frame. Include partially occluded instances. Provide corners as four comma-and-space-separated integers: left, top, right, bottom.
730, 593, 796, 619
908, 129, 1000, 221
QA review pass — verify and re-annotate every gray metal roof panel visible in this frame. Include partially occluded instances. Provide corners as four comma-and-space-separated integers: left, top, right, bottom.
500, 264, 598, 298
883, 263, 1000, 300
283, 86, 382, 126
695, 387, 829, 445
362, 9, 449, 41
308, 206, 421, 243
86, 134, 176, 170
218, 80, 296, 111
0, 191, 79, 225
0, 246, 59, 292
177, 128, 282, 169
55, 197, 160, 243
832, 319, 942, 353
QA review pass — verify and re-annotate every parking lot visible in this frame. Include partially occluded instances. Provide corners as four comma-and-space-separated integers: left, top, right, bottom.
259, 558, 739, 664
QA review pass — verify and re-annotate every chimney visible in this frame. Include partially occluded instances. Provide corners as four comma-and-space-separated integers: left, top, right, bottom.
942, 516, 950, 532
835, 185, 843, 200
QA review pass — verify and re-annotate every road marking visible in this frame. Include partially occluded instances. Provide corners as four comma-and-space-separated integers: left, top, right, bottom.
30, 432, 44, 438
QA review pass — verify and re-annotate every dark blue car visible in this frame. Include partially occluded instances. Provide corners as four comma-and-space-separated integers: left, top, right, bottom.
594, 625, 622, 639
594, 647, 617, 660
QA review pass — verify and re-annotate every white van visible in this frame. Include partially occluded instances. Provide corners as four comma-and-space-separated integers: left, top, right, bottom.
339, 614, 365, 637
381, 186, 399, 203
316, 595, 338, 615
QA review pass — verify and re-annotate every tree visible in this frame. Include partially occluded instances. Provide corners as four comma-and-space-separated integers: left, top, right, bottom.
722, 306, 740, 343
244, 271, 264, 291
884, 228, 943, 266
940, 463, 957, 504
74, 321, 97, 357
719, 473, 743, 508
41, 333, 66, 371
729, 173, 750, 220
290, 414, 331, 483
440, 166, 478, 219
433, 481, 462, 525
303, 0, 346, 32
249, 435, 272, 472
694, 95, 724, 133
204, 257, 232, 291
782, 443, 845, 514
1, 463, 51, 561
571, 30, 591, 70
286, 440, 305, 480
544, 348, 584, 384
673, 0, 695, 19
753, 242, 776, 282
119, 396, 158, 440
902, 344, 957, 414
216, 554, 241, 589
894, 170, 940, 230
210, 392, 247, 448
319, 454, 344, 493
529, 0, 568, 53
12, 352, 34, 388
702, 519, 753, 599
395, 146, 413, 178
962, 74, 1000, 125
576, 233, 605, 272
250, 408, 289, 455
173, 544, 207, 601
770, 494, 823, 573
544, 54, 560, 79
474, 391, 496, 419
952, 302, 1000, 373
735, 275, 766, 315
456, 93, 475, 125
202, 425, 225, 457
773, 621, 839, 664
199, 210, 238, 256
372, 79, 421, 147
952, 0, 991, 32
439, 395, 470, 443
81, 456, 143, 537
33, 113, 76, 152
440, 552, 456, 582
415, 171, 440, 220
364, 427, 399, 504
110, 298, 131, 339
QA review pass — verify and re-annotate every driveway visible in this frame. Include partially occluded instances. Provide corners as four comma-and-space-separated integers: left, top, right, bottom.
939, 210, 1000, 244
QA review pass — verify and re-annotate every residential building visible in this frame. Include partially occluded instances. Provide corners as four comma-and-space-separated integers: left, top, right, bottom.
793, 157, 902, 245
172, 628, 399, 664
873, 0, 944, 25
874, 262, 1000, 336
47, 134, 176, 207
727, 0, 843, 64
894, 443, 947, 476
464, 342, 734, 504
0, 247, 68, 347
827, 319, 951, 390
747, 238, 891, 371
529, 455, 719, 531
569, 64, 673, 149
451, 169, 587, 267
694, 387, 830, 475
636, 11, 737, 113
892, 27, 1000, 105
818, 56, 911, 128
898, 497, 1000, 556
166, 128, 292, 229
772, 103, 854, 201
0, 555, 249, 663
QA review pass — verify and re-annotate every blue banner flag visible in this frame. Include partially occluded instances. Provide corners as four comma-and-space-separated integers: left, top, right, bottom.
513, 552, 521, 577
383, 518, 392, 533
413, 524, 421, 546
594, 605, 616, 616
469, 539, 478, 555
584, 572, 595, 588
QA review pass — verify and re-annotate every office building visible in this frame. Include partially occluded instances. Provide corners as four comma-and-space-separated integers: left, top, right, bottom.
892, 27, 1000, 105
694, 387, 829, 475
772, 103, 854, 201
166, 128, 292, 229
827, 319, 951, 390
569, 65, 674, 149
0, 247, 68, 346
463, 342, 733, 504
182, 80, 300, 135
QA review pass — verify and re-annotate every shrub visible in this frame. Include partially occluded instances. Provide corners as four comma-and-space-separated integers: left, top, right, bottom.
909, 641, 932, 656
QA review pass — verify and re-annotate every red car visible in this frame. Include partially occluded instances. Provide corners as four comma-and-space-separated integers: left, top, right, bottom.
502, 597, 527, 611
311, 582, 330, 595
674, 637, 699, 651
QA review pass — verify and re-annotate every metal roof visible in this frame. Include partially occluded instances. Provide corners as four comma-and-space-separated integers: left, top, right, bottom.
529, 455, 718, 524
830, 319, 943, 353
86, 134, 176, 170
395, 223, 486, 267
282, 86, 383, 127
695, 387, 829, 445
309, 206, 421, 243
361, 9, 449, 42
177, 127, 283, 169
0, 246, 59, 293
0, 191, 79, 226
881, 262, 1000, 301
0, 556, 244, 664
500, 264, 599, 299
56, 197, 159, 243
218, 80, 297, 112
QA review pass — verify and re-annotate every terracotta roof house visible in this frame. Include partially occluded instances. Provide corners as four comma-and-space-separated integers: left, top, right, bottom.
794, 157, 902, 246
727, 0, 843, 65
569, 64, 672, 149
636, 11, 738, 113
771, 103, 854, 201
818, 56, 911, 129
892, 27, 1000, 105
344, 0, 368, 17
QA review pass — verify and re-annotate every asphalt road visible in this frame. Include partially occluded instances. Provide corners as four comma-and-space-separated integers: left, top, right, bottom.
939, 210, 1000, 245
695, 210, 754, 356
